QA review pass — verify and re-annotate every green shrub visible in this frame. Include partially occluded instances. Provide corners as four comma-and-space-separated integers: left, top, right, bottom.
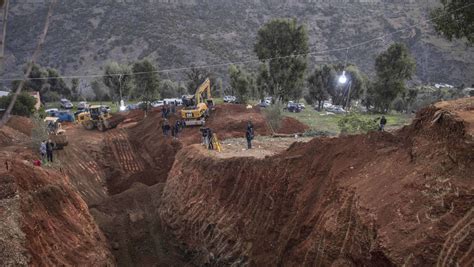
0, 92, 36, 116
31, 113, 49, 150
338, 113, 379, 134
263, 102, 283, 132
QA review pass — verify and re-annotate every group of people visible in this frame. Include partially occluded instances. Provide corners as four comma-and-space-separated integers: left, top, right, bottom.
39, 140, 54, 163
162, 119, 185, 139
161, 101, 177, 119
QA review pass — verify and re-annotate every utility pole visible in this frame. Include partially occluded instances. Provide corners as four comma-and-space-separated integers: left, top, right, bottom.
0, 0, 10, 90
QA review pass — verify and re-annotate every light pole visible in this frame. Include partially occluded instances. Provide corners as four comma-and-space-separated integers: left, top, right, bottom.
118, 74, 126, 111
338, 71, 352, 112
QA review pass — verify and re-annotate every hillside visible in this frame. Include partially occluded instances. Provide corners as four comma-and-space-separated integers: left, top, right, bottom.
4, 0, 474, 87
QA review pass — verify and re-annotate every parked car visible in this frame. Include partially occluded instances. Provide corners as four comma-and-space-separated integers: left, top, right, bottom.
77, 101, 89, 110
325, 105, 346, 114
163, 98, 182, 105
45, 108, 59, 117
258, 100, 270, 108
126, 103, 140, 111
223, 95, 237, 103
285, 101, 302, 113
60, 99, 73, 109
101, 105, 111, 113
151, 100, 165, 107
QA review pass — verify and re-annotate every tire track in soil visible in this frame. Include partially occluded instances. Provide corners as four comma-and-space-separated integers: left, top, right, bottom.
437, 208, 474, 267
105, 129, 144, 174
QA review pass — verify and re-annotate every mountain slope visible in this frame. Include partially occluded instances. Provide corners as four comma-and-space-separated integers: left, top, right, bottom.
4, 0, 474, 86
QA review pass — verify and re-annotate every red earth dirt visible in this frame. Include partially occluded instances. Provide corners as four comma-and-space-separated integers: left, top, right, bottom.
6, 115, 34, 136
0, 149, 114, 266
159, 98, 474, 266
2, 99, 472, 266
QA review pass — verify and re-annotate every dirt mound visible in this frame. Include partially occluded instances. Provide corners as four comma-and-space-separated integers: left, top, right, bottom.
0, 125, 30, 147
6, 116, 33, 136
0, 150, 114, 266
278, 116, 309, 134
205, 104, 308, 139
159, 99, 473, 266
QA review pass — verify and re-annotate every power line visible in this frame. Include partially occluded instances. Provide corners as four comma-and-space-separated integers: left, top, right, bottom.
1, 1, 472, 83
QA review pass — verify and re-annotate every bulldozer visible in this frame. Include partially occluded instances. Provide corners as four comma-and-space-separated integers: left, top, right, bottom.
44, 117, 68, 149
76, 105, 119, 132
181, 78, 214, 126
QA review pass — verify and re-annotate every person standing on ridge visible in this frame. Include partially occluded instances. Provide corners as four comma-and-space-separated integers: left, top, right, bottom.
46, 139, 54, 163
40, 140, 47, 163
380, 116, 387, 131
246, 121, 254, 149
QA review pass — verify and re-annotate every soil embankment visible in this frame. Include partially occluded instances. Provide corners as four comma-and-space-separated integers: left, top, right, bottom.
0, 123, 114, 266
1, 99, 472, 266
159, 99, 474, 266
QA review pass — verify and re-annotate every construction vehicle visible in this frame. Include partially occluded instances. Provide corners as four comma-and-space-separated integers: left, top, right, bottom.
181, 78, 214, 126
76, 105, 120, 132
44, 117, 68, 149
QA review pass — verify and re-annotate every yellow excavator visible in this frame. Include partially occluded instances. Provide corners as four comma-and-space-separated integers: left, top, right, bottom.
181, 78, 214, 126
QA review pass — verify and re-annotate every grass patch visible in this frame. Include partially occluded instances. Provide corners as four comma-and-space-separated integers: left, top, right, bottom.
285, 108, 413, 135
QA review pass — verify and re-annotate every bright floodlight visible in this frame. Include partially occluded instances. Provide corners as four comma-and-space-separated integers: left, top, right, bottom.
119, 99, 126, 111
338, 71, 347, 84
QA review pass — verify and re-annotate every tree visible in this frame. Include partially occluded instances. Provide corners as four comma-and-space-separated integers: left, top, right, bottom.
103, 62, 133, 101
228, 65, 251, 103
256, 64, 271, 101
24, 63, 47, 92
254, 18, 309, 102
160, 79, 179, 98
328, 64, 366, 109
372, 43, 416, 112
186, 67, 207, 94
307, 65, 334, 110
91, 80, 109, 102
46, 68, 70, 98
132, 60, 160, 114
185, 67, 218, 96
0, 92, 36, 116
216, 78, 224, 98
431, 0, 474, 45
71, 78, 79, 100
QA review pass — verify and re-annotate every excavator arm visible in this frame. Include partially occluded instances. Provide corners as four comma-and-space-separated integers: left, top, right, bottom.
195, 78, 211, 105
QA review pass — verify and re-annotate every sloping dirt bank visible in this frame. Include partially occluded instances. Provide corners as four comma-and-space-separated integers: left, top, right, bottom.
0, 149, 114, 266
159, 99, 473, 266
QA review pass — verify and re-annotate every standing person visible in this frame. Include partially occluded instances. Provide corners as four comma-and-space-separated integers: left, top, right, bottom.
246, 127, 254, 149
380, 116, 387, 131
162, 119, 170, 136
40, 140, 47, 163
46, 139, 54, 163
171, 125, 177, 140
247, 121, 254, 136
207, 128, 214, 150
174, 120, 181, 137
170, 102, 176, 114
161, 105, 167, 118
200, 127, 209, 147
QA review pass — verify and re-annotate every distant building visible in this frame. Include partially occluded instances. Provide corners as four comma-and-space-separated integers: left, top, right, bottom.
29, 91, 42, 110
0, 90, 9, 97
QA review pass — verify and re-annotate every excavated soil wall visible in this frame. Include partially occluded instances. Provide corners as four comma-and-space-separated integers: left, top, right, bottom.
0, 150, 114, 266
159, 102, 473, 266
